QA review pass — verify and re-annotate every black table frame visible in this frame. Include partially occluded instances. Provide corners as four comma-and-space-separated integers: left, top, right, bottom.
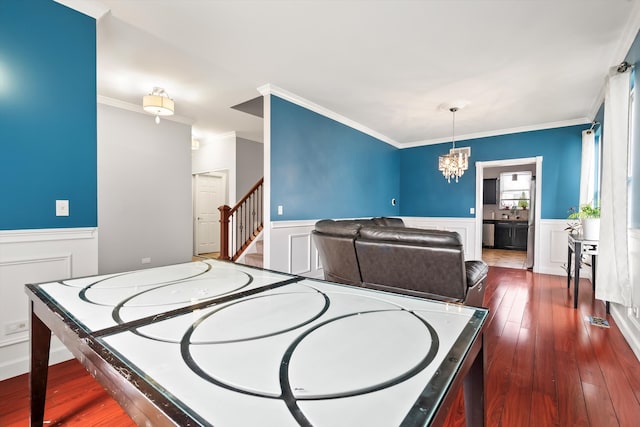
27, 262, 487, 427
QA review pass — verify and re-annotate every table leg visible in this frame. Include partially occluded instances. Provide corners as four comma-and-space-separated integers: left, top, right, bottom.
463, 337, 484, 427
30, 302, 51, 427
567, 245, 572, 289
591, 255, 596, 292
573, 242, 581, 309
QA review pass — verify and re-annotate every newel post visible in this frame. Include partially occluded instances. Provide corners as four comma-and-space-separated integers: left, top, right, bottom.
219, 205, 231, 260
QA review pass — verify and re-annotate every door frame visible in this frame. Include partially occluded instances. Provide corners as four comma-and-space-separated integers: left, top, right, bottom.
193, 171, 228, 255
474, 156, 542, 271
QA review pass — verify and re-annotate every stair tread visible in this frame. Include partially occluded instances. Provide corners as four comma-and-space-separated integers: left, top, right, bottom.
242, 252, 263, 268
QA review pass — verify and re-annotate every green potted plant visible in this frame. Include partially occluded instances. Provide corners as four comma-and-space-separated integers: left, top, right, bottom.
518, 192, 528, 209
567, 203, 600, 240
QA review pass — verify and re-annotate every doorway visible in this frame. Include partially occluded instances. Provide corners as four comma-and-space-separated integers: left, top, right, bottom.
193, 172, 227, 256
475, 157, 542, 271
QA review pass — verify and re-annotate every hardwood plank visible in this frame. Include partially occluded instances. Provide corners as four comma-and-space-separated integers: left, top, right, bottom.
529, 390, 559, 427
499, 326, 534, 427
485, 320, 520, 426
554, 349, 590, 426
581, 382, 618, 426
0, 360, 134, 427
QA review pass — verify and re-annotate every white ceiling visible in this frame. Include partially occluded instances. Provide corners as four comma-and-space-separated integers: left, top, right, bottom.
60, 0, 640, 147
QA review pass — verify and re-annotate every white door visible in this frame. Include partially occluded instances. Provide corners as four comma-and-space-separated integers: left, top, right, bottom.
195, 174, 226, 255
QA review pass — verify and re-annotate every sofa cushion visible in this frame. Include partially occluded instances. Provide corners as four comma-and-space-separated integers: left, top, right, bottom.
371, 217, 405, 227
314, 219, 361, 237
359, 226, 462, 247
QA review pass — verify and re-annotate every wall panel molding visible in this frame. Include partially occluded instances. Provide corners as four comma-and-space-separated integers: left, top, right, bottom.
270, 220, 323, 279
289, 234, 311, 275
0, 228, 98, 380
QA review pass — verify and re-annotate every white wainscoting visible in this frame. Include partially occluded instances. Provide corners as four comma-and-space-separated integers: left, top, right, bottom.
268, 217, 478, 279
536, 219, 574, 276
270, 220, 323, 278
268, 217, 573, 280
401, 217, 477, 261
0, 228, 98, 380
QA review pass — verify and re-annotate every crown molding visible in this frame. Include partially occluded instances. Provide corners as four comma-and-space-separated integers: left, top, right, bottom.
258, 84, 401, 148
53, 0, 110, 20
399, 117, 591, 148
97, 95, 194, 125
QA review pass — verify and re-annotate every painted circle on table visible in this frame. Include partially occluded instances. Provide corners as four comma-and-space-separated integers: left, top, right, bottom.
285, 309, 437, 399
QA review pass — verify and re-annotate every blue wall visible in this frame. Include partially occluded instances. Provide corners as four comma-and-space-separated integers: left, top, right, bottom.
270, 96, 400, 220
399, 125, 585, 219
270, 93, 584, 221
0, 0, 97, 230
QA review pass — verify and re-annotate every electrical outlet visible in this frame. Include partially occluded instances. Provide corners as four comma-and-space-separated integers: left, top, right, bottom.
141, 257, 151, 264
4, 320, 28, 335
633, 306, 640, 318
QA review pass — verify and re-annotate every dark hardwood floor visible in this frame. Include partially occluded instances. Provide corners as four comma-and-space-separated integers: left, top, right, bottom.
1, 267, 639, 426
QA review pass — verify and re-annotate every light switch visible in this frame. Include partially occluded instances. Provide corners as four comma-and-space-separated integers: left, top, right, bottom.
56, 200, 69, 217
470, 207, 475, 214
277, 205, 283, 215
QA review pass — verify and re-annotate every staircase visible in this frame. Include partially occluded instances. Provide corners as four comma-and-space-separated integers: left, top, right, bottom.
240, 237, 263, 268
218, 178, 264, 263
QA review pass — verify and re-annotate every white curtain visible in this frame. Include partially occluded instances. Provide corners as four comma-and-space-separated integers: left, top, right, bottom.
596, 68, 632, 306
579, 130, 595, 205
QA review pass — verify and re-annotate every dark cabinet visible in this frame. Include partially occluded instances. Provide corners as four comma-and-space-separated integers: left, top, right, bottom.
494, 221, 528, 250
513, 223, 528, 250
494, 222, 512, 249
483, 179, 497, 205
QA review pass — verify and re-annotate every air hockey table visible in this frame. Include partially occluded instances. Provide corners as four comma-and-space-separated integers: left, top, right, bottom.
26, 258, 488, 426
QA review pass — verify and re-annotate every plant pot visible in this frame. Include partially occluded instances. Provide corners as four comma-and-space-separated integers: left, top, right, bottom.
581, 218, 600, 241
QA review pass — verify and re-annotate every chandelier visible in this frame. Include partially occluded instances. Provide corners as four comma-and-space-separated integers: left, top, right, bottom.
438, 107, 470, 183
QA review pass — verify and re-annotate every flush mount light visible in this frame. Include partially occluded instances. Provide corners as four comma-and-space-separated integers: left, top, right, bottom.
143, 87, 174, 124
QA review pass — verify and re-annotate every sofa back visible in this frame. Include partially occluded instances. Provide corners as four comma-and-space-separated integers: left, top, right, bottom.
312, 218, 404, 286
312, 219, 367, 286
355, 227, 467, 301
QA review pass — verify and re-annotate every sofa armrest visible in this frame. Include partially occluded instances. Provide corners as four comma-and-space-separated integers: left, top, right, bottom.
463, 260, 488, 307
465, 260, 488, 288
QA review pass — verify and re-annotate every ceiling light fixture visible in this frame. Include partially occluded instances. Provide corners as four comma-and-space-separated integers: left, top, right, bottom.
143, 87, 174, 124
438, 107, 470, 183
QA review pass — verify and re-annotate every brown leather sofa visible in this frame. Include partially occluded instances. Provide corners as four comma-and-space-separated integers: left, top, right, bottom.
312, 218, 488, 307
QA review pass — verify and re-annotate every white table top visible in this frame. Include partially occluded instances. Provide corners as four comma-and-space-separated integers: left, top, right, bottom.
31, 259, 488, 426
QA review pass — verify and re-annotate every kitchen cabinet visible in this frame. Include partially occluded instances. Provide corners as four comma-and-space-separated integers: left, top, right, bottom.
513, 223, 528, 250
494, 221, 528, 250
483, 179, 497, 205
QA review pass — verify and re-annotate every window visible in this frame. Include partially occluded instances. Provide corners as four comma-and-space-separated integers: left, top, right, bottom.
499, 172, 532, 209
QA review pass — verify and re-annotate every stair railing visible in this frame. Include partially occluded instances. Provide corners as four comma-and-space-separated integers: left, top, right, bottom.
218, 178, 264, 261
